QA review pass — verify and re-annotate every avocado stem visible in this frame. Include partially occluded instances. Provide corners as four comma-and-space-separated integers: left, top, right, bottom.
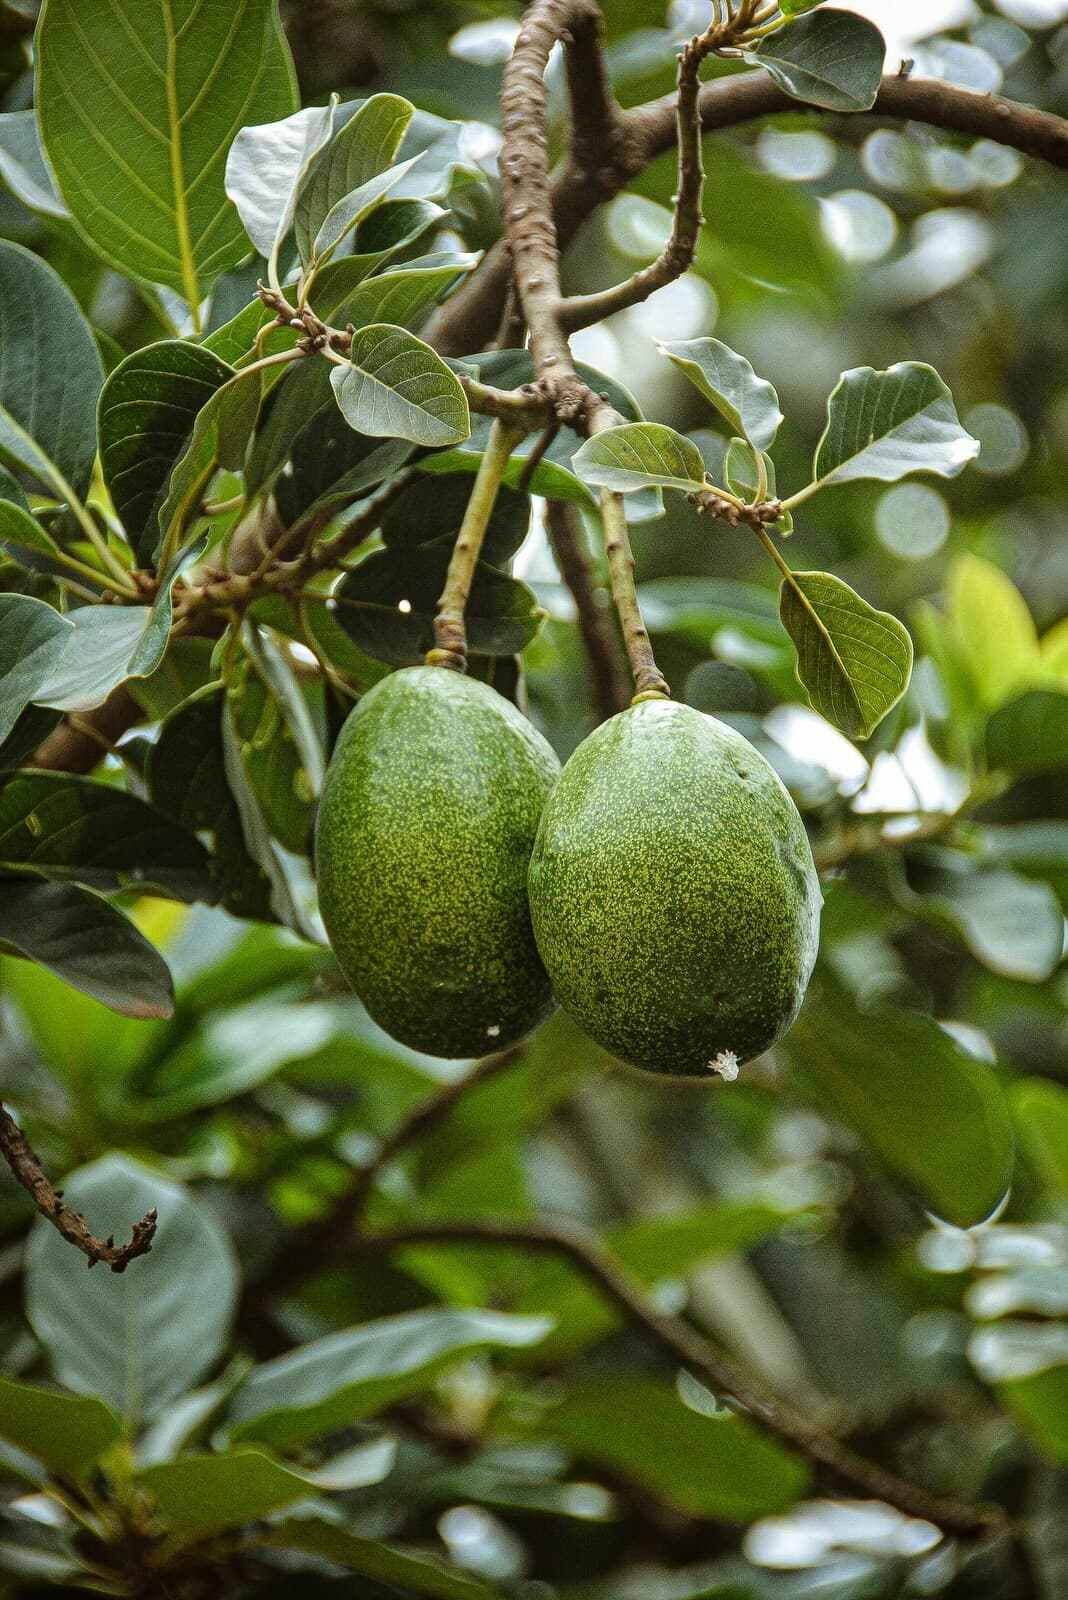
599, 488, 670, 705
427, 419, 525, 673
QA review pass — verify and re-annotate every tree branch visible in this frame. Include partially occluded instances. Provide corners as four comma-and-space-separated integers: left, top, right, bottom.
0, 1105, 156, 1272
368, 1213, 1007, 1540
544, 499, 628, 721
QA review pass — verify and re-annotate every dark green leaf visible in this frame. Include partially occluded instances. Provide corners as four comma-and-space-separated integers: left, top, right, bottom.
0, 499, 66, 565
0, 879, 174, 1017
157, 376, 261, 556
25, 1154, 238, 1423
658, 338, 782, 451
779, 569, 913, 739
381, 474, 529, 566
138, 1448, 311, 1541
256, 1517, 494, 1600
329, 323, 469, 447
226, 626, 324, 855
1013, 1079, 1068, 1200
747, 9, 885, 112
811, 363, 978, 490
0, 1375, 122, 1485
986, 689, 1068, 775
294, 92, 414, 267
0, 595, 71, 745
221, 701, 317, 938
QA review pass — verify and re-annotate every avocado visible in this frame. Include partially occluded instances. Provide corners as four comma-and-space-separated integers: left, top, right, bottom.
527, 699, 821, 1077
315, 665, 560, 1057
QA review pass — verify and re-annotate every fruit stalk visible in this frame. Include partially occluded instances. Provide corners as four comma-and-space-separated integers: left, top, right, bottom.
599, 487, 670, 702
428, 419, 525, 672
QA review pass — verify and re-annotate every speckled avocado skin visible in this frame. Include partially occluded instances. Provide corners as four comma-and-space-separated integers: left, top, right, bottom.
316, 666, 561, 1058
527, 699, 821, 1077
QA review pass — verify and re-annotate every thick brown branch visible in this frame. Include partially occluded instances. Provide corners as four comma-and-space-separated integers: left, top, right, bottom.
31, 685, 142, 775
0, 1105, 156, 1272
369, 1213, 1006, 1540
544, 499, 628, 721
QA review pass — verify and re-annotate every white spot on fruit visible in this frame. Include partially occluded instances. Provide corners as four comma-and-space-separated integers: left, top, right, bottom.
709, 1050, 739, 1082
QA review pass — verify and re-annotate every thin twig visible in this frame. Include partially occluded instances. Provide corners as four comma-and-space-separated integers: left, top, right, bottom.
544, 499, 628, 721
599, 488, 668, 701
368, 1213, 1007, 1540
0, 1106, 156, 1272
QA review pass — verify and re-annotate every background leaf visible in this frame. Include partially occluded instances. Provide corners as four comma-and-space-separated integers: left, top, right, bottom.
0, 1377, 122, 1486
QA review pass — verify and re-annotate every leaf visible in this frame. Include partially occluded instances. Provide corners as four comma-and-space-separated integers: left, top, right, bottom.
0, 879, 174, 1017
157, 376, 261, 557
785, 974, 1014, 1227
308, 200, 445, 315
0, 110, 69, 218
905, 851, 1064, 983
310, 156, 423, 269
986, 689, 1068, 775
747, 8, 885, 112
329, 323, 470, 447
226, 626, 324, 855
1013, 1079, 1068, 1201
724, 439, 792, 530
0, 770, 212, 902
381, 474, 529, 567
256, 1518, 494, 1600
138, 1448, 312, 1541
0, 1376, 122, 1485
657, 338, 783, 451
294, 92, 414, 268
98, 341, 233, 567
227, 1308, 551, 1448
572, 422, 707, 496
0, 242, 104, 499
36, 0, 297, 307
320, 252, 481, 335
334, 547, 544, 667
25, 1154, 238, 1424
779, 569, 913, 739
946, 553, 1043, 708
811, 362, 979, 491
224, 96, 337, 261
220, 702, 316, 938
530, 1379, 808, 1521
0, 498, 66, 565
0, 595, 71, 745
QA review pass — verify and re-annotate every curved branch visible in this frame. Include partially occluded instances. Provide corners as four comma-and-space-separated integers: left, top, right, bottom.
544, 499, 628, 720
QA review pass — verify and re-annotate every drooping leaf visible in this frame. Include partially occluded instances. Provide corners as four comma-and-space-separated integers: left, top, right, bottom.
572, 422, 707, 496
220, 701, 317, 939
138, 1449, 312, 1541
785, 974, 1014, 1227
333, 547, 544, 666
0, 1376, 122, 1485
0, 242, 104, 499
329, 323, 470, 447
293, 92, 414, 267
747, 8, 885, 112
986, 689, 1068, 775
36, 0, 297, 307
810, 362, 979, 491
25, 1154, 238, 1423
779, 569, 913, 739
226, 625, 324, 855
225, 96, 338, 261
0, 595, 72, 745
0, 879, 174, 1017
98, 341, 233, 566
658, 338, 783, 451
227, 1308, 551, 1448
255, 1518, 494, 1600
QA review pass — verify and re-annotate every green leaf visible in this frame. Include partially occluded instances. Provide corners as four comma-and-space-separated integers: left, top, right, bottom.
25, 1154, 238, 1424
0, 1376, 122, 1485
810, 362, 978, 491
946, 553, 1044, 708
228, 1308, 551, 1448
0, 499, 66, 565
157, 375, 260, 555
0, 595, 72, 745
0, 110, 69, 219
747, 8, 885, 112
310, 155, 423, 269
140, 1000, 338, 1118
224, 97, 338, 261
0, 879, 174, 1017
381, 474, 529, 567
293, 92, 414, 268
138, 1448, 312, 1541
1013, 1079, 1068, 1201
308, 200, 445, 314
0, 770, 212, 901
220, 700, 316, 938
780, 0, 829, 12
226, 625, 324, 855
904, 851, 1064, 983
320, 252, 480, 335
0, 242, 104, 499
572, 423, 707, 495
724, 439, 792, 530
98, 341, 233, 567
334, 547, 544, 667
256, 1517, 495, 1600
785, 974, 1014, 1227
36, 0, 297, 307
657, 338, 783, 451
779, 569, 913, 739
329, 323, 470, 447
986, 689, 1068, 775
529, 1379, 808, 1521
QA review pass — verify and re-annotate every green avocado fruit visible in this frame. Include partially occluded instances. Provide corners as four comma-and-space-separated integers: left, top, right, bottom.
527, 698, 821, 1077
315, 665, 561, 1058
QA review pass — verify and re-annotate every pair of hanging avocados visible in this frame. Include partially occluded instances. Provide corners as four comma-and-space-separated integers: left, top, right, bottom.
315, 663, 822, 1078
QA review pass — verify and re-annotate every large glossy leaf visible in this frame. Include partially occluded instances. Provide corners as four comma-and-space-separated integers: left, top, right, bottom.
657, 338, 783, 451
25, 1155, 238, 1424
810, 363, 978, 490
0, 879, 174, 1017
334, 547, 544, 666
138, 1449, 312, 1541
0, 1376, 122, 1485
572, 423, 707, 495
779, 569, 913, 739
0, 595, 71, 745
330, 323, 469, 447
257, 1518, 494, 1600
293, 92, 414, 267
228, 1308, 551, 1448
785, 975, 1014, 1227
225, 97, 337, 261
986, 689, 1068, 775
98, 341, 232, 566
36, 0, 297, 308
0, 242, 103, 499
747, 8, 885, 112
0, 770, 211, 901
